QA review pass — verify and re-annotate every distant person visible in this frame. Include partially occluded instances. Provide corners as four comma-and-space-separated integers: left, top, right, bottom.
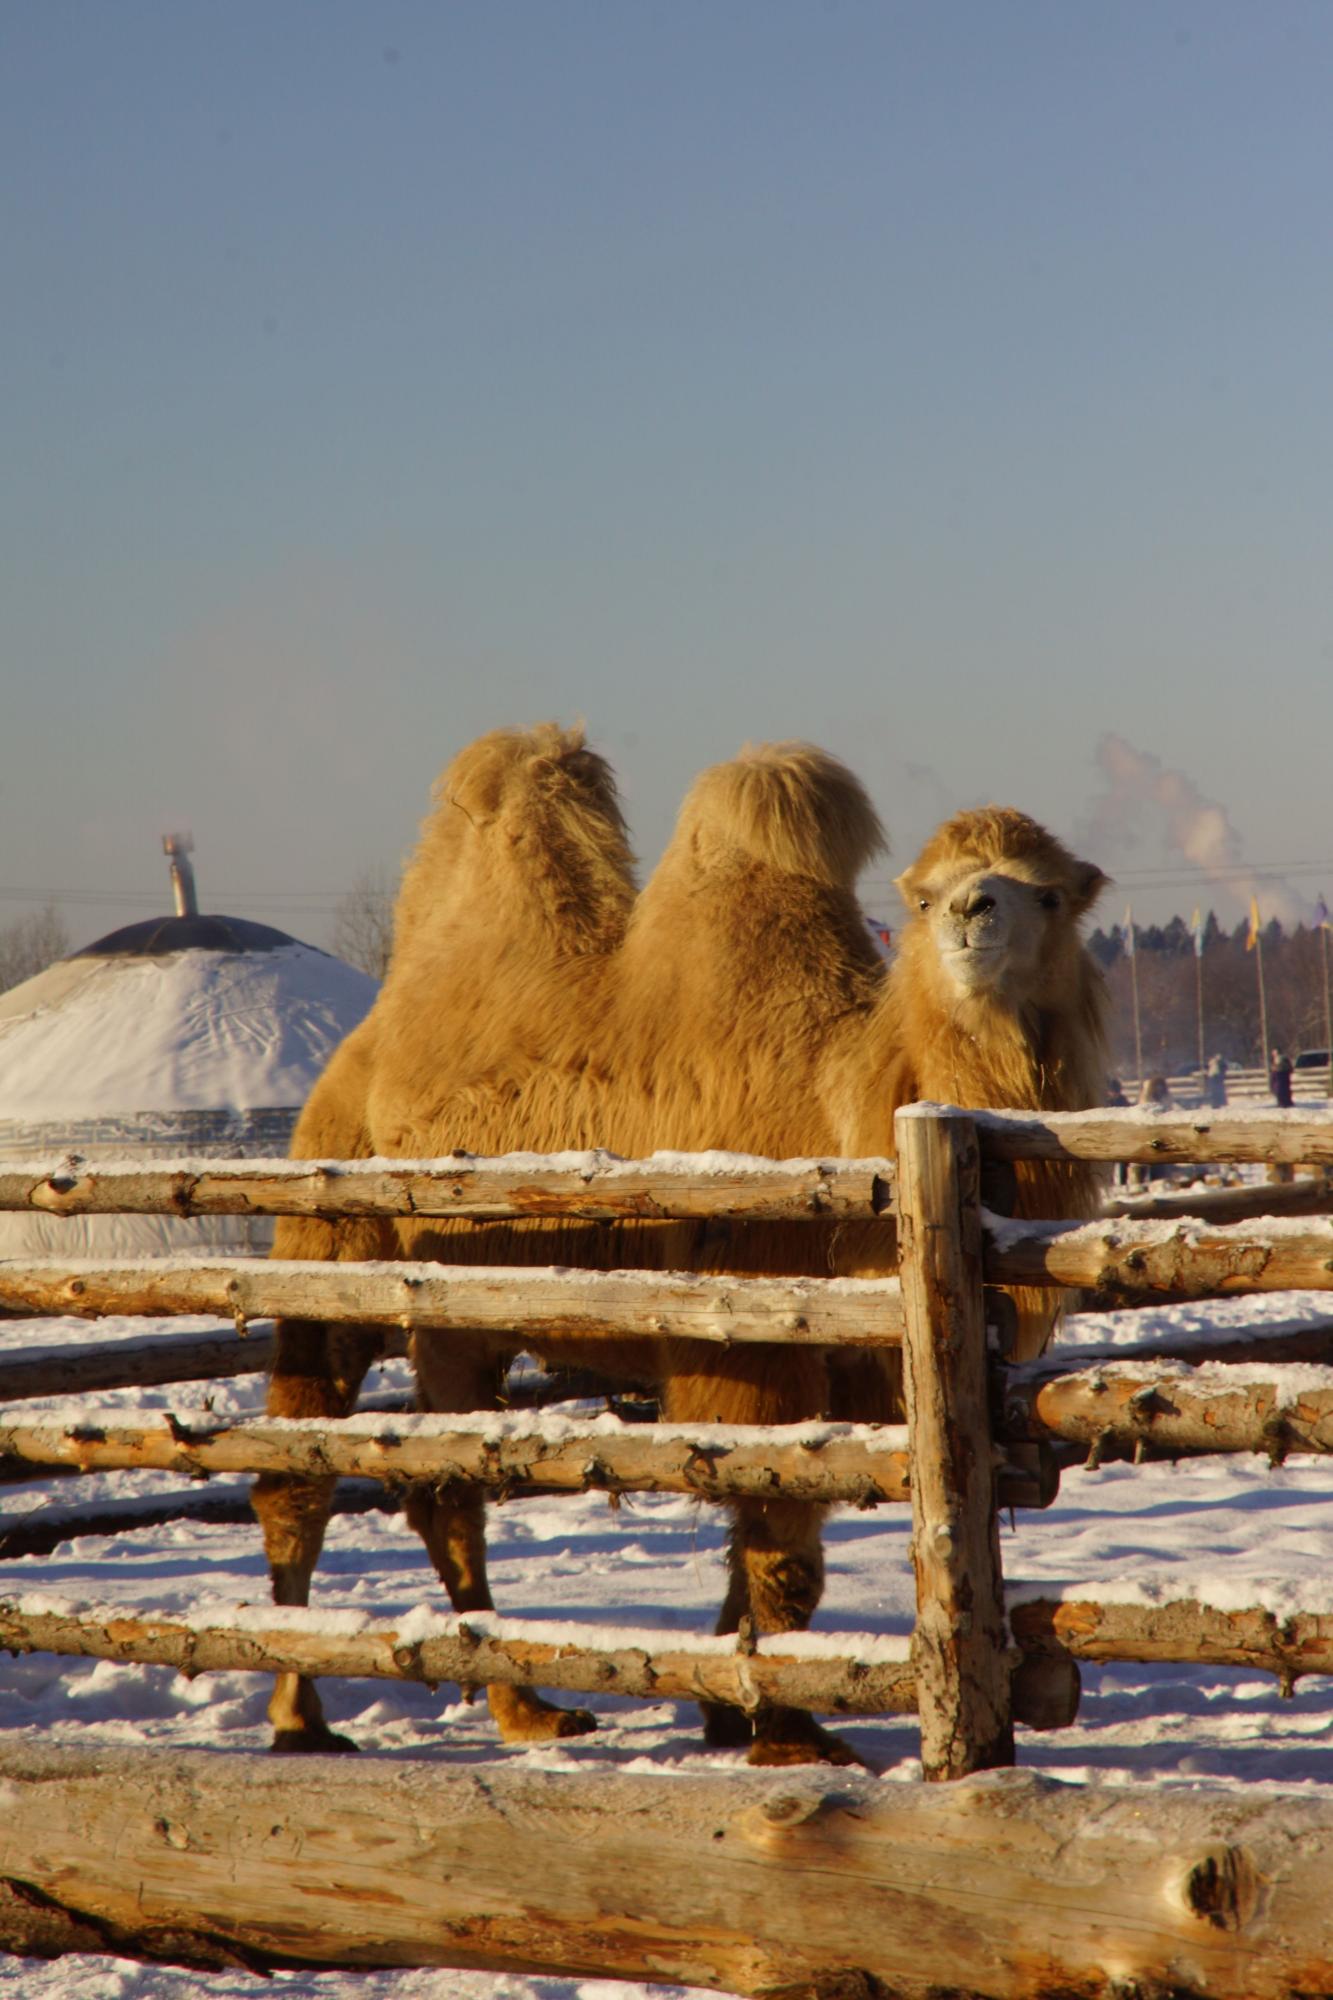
1105, 1076, 1128, 1108
1270, 1049, 1294, 1108
1203, 1054, 1228, 1109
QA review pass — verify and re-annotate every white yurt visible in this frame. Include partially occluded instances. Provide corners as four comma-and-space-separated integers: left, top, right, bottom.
0, 842, 378, 1256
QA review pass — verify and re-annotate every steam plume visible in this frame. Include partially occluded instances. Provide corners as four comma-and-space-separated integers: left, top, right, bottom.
1082, 735, 1304, 929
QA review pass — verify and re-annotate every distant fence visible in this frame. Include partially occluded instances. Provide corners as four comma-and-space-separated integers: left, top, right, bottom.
1, 1111, 1332, 1992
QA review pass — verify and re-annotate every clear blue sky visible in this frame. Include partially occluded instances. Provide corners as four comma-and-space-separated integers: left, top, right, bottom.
3, 0, 1331, 949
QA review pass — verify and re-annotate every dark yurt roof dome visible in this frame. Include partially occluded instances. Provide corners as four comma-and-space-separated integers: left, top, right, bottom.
78, 912, 312, 958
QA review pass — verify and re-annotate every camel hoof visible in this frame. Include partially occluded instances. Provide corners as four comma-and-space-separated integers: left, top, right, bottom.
747, 1724, 866, 1769
492, 1695, 598, 1744
552, 1706, 598, 1739
270, 1724, 360, 1755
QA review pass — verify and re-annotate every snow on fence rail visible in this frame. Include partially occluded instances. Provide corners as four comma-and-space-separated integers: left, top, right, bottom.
4, 1111, 1333, 1991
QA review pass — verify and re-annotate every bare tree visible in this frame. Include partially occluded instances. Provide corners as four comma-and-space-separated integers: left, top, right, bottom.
0, 903, 70, 993
330, 869, 395, 979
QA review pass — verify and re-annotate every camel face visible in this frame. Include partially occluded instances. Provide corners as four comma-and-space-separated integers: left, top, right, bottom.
895, 806, 1108, 1015
919, 862, 1068, 1002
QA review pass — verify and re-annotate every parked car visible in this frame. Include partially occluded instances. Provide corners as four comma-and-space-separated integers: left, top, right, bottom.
1294, 1049, 1330, 1070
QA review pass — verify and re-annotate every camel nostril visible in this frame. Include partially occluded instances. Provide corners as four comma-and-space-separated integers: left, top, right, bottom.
963, 893, 996, 919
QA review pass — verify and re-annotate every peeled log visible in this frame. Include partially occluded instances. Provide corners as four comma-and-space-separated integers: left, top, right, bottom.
974, 1108, 1333, 1168
1104, 1172, 1333, 1224
0, 1257, 905, 1348
0, 1151, 896, 1227
0, 1412, 914, 1506
1003, 1359, 1333, 1461
1009, 1594, 1333, 1685
985, 1213, 1333, 1299
2, 1746, 1333, 1995
0, 1597, 917, 1720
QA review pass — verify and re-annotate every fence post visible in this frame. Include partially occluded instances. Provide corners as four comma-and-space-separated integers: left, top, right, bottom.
894, 1104, 1013, 1778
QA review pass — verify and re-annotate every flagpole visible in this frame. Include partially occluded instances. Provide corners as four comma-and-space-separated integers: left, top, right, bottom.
1321, 922, 1332, 1102
1312, 924, 1320, 1104
1190, 908, 1206, 1080
1127, 934, 1143, 1087
1255, 927, 1270, 1072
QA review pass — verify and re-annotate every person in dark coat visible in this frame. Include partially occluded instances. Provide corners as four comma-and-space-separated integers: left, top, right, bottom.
1204, 1054, 1228, 1109
1270, 1049, 1294, 1108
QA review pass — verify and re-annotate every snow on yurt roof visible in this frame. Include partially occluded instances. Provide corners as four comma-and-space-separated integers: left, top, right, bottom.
0, 919, 375, 1125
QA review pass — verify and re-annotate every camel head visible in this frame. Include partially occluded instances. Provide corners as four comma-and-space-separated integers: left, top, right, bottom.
895, 806, 1108, 1015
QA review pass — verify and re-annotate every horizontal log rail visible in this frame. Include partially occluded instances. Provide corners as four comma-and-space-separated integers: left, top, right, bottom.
0, 1595, 918, 1720
0, 1412, 915, 1506
6, 1749, 1333, 1995
0, 1257, 905, 1347
1009, 1592, 1333, 1688
1003, 1357, 1333, 1462
963, 1105, 1333, 1167
0, 1480, 395, 1560
985, 1212, 1333, 1298
0, 1326, 284, 1403
0, 1151, 895, 1225
1104, 1172, 1333, 1224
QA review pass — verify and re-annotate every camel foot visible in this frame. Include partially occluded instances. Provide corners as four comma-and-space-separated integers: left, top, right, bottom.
747, 1712, 867, 1769
701, 1702, 754, 1749
490, 1686, 598, 1744
270, 1722, 360, 1755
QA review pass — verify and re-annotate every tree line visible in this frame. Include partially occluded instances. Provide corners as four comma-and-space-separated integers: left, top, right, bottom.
1088, 915, 1331, 1078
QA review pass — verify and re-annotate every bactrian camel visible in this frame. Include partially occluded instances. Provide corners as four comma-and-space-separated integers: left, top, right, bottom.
252, 726, 1107, 1765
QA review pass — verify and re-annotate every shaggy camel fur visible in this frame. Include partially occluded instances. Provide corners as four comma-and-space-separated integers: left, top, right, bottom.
252, 730, 1108, 1765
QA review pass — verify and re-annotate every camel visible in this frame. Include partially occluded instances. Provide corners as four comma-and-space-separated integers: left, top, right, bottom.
252, 731, 1108, 1765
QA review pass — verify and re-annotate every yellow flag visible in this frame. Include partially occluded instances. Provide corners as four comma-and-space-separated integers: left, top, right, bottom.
1244, 896, 1261, 951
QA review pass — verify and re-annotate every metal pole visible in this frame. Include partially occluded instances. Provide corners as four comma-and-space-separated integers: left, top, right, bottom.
1312, 924, 1320, 1112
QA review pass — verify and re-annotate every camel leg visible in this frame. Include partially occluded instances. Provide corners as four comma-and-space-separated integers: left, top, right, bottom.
407, 1335, 597, 1744
665, 1349, 860, 1765
251, 1317, 383, 1753
723, 1498, 863, 1767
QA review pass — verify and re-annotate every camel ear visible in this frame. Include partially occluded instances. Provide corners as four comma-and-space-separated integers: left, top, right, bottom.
893, 867, 920, 905
1072, 862, 1109, 915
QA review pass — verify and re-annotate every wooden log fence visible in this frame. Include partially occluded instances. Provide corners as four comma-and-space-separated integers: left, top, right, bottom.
1004, 1355, 1333, 1462
986, 1211, 1333, 1298
0, 1596, 919, 1721
0, 1256, 906, 1346
5, 1113, 1333, 1989
0, 1151, 895, 1225
0, 1411, 915, 1505
6, 1746, 1333, 1995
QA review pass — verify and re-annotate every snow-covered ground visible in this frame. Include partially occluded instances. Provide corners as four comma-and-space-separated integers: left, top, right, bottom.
1, 1289, 1331, 1999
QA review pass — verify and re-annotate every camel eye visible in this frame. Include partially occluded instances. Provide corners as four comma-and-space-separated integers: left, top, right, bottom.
917, 897, 931, 913
1038, 889, 1060, 911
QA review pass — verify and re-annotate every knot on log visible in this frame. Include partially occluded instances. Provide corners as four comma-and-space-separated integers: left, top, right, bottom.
1260, 1410, 1290, 1468
1177, 1844, 1258, 1932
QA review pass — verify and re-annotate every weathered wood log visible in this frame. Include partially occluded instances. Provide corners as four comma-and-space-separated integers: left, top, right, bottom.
1051, 1316, 1333, 1368
985, 1212, 1333, 1298
0, 1480, 396, 1559
1009, 1593, 1333, 1687
1104, 1171, 1333, 1223
1003, 1357, 1333, 1462
974, 1106, 1333, 1167
0, 1411, 915, 1505
0, 1150, 896, 1225
894, 1106, 1013, 1777
0, 1256, 905, 1347
0, 1326, 278, 1402
2, 1746, 1333, 1995
0, 1596, 917, 1719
